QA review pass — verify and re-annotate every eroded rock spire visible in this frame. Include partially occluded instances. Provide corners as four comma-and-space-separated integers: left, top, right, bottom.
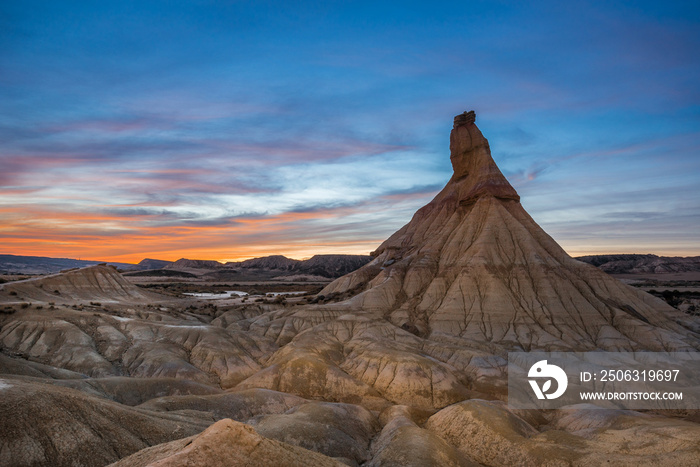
320, 111, 698, 353
449, 110, 519, 203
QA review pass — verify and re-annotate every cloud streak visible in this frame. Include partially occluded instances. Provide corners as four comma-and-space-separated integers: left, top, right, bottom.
1, 1, 699, 261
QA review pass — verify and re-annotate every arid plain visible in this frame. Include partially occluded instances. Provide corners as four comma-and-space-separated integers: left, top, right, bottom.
1, 114, 699, 466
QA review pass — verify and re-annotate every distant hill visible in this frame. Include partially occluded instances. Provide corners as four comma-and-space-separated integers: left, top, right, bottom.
165, 258, 224, 270
226, 254, 373, 279
133, 258, 173, 270
0, 253, 372, 279
122, 269, 197, 278
576, 254, 700, 274
0, 254, 135, 275
229, 255, 298, 271
298, 255, 374, 278
0, 264, 167, 303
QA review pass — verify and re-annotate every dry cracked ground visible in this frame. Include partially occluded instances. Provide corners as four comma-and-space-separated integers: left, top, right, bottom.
1, 112, 699, 466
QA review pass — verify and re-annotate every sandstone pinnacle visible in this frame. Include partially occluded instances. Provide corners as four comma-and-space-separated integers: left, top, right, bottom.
449, 110, 520, 203
321, 113, 699, 352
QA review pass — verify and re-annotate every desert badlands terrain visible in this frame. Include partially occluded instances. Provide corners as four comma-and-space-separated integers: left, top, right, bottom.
1, 112, 699, 466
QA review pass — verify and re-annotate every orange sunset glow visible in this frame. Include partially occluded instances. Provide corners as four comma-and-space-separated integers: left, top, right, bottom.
1, 1, 698, 264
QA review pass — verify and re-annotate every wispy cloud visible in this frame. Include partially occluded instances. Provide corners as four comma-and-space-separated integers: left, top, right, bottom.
1, 1, 698, 261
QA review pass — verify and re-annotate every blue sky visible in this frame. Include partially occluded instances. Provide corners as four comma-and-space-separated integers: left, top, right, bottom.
1, 0, 699, 262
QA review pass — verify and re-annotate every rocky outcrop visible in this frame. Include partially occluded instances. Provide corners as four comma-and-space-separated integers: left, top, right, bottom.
250, 401, 379, 463
0, 306, 277, 386
0, 265, 168, 304
425, 399, 700, 466
109, 418, 346, 467
320, 112, 699, 352
368, 405, 479, 466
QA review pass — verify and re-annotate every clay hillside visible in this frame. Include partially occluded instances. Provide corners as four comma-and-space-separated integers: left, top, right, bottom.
1, 112, 699, 466
0, 264, 169, 304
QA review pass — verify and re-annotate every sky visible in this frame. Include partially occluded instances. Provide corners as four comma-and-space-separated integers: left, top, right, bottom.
1, 0, 699, 263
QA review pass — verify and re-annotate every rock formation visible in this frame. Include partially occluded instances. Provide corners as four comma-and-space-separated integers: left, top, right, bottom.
320, 112, 699, 352
110, 418, 347, 467
0, 378, 212, 466
0, 264, 168, 304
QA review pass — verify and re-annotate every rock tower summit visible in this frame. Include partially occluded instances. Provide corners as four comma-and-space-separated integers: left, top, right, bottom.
449, 110, 520, 202
453, 110, 476, 128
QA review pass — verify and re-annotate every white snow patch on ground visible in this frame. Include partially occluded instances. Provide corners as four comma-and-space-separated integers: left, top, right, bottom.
0, 379, 13, 390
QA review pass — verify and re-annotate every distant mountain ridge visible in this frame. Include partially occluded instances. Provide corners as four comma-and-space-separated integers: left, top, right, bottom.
576, 254, 700, 274
135, 258, 173, 270
163, 254, 374, 279
228, 254, 373, 278
164, 258, 224, 270
5, 253, 698, 278
228, 255, 299, 270
0, 254, 135, 275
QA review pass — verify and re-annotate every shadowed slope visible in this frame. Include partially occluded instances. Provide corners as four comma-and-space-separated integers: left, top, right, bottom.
0, 378, 213, 467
